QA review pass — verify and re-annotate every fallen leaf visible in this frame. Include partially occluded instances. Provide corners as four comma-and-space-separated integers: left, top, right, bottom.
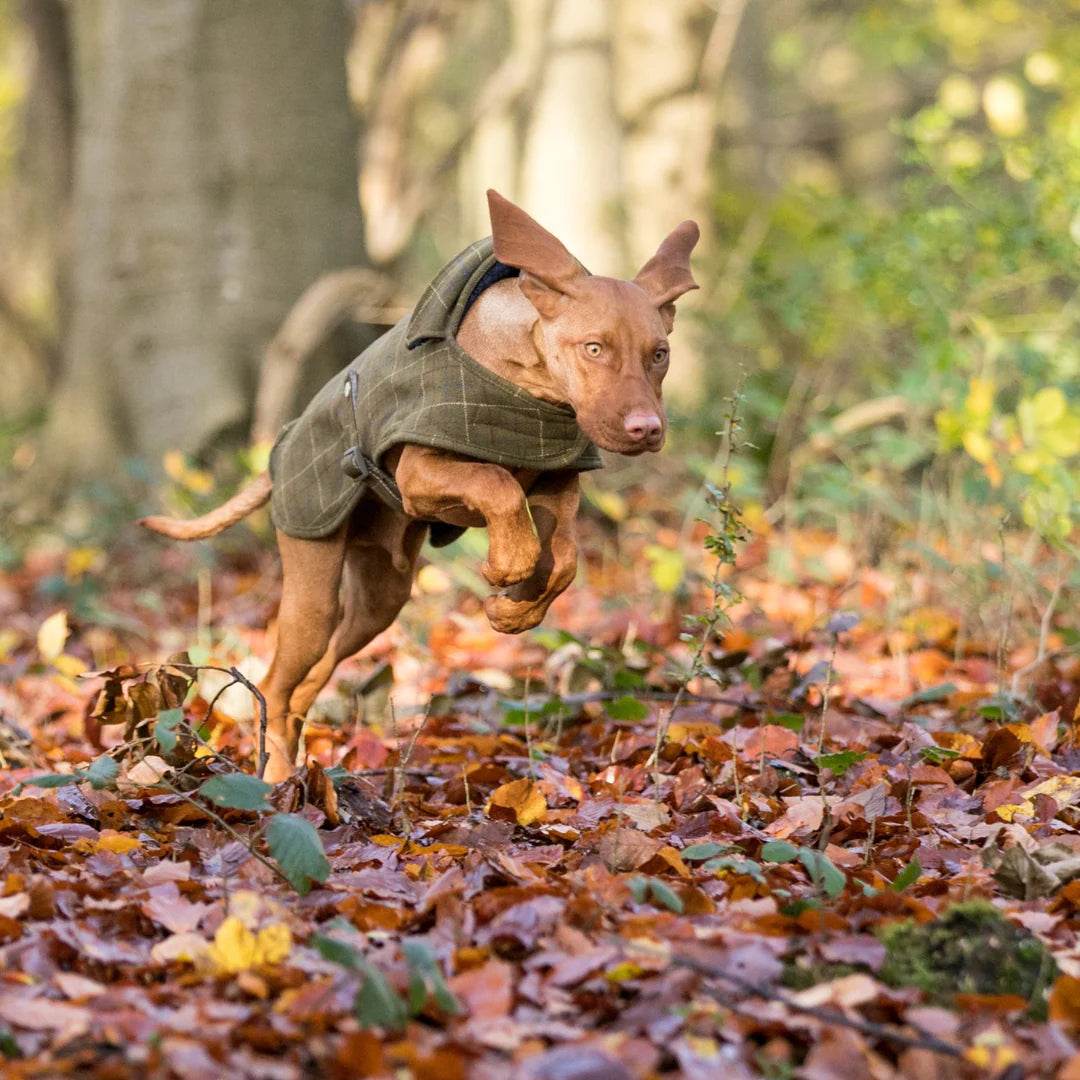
487, 778, 547, 827
36, 611, 69, 662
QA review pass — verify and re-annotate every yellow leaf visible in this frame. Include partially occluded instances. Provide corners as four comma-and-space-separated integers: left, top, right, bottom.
645, 546, 685, 593
53, 654, 89, 679
667, 720, 722, 745
962, 430, 994, 465
163, 450, 187, 482
94, 832, 141, 854
592, 490, 628, 523
66, 547, 103, 580
253, 922, 292, 966
983, 75, 1027, 137
37, 611, 69, 663
965, 378, 995, 420
487, 778, 547, 827
939, 73, 979, 117
1025, 52, 1062, 87
996, 775, 1080, 821
416, 564, 452, 594
182, 468, 215, 495
210, 916, 258, 974
1030, 387, 1067, 426
248, 440, 273, 475
151, 932, 211, 966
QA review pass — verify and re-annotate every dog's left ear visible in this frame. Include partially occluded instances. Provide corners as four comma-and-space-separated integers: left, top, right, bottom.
487, 189, 584, 318
634, 221, 700, 332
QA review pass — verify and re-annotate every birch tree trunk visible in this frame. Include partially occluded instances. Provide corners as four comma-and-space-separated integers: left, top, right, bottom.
519, 0, 624, 272
38, 0, 362, 493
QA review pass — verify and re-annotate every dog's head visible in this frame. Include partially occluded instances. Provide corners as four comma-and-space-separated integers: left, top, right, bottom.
488, 190, 699, 456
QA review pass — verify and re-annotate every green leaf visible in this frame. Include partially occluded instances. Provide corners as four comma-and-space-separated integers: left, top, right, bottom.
20, 772, 80, 791
154, 708, 184, 754
200, 773, 273, 811
85, 755, 119, 790
606, 695, 649, 722
266, 813, 330, 894
313, 933, 361, 970
798, 850, 846, 897
402, 940, 460, 1016
814, 750, 866, 777
355, 961, 408, 1031
760, 840, 799, 863
681, 842, 730, 861
627, 877, 649, 903
648, 879, 685, 914
889, 859, 921, 893
900, 683, 956, 707
702, 856, 766, 883
768, 712, 806, 731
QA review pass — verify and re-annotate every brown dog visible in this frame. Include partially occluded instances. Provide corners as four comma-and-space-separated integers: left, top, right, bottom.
142, 191, 699, 781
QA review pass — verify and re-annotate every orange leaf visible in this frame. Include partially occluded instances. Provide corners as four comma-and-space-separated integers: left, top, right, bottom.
487, 778, 547, 826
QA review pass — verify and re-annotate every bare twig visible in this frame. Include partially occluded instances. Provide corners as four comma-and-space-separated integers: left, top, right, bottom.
1011, 565, 1064, 698
626, 943, 963, 1059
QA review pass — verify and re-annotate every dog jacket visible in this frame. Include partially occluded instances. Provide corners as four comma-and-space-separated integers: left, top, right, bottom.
269, 238, 603, 542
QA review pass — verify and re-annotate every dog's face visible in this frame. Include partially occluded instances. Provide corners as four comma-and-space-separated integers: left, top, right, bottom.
527, 275, 672, 455
487, 191, 699, 457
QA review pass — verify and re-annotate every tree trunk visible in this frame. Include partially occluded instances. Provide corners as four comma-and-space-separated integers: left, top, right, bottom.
39, 0, 363, 493
519, 0, 624, 272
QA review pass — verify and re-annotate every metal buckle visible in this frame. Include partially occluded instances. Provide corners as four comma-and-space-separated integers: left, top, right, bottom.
341, 447, 370, 480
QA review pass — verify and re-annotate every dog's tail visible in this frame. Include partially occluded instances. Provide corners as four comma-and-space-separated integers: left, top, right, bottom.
139, 472, 273, 540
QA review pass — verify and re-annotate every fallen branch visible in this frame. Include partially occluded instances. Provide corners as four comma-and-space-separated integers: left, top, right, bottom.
644, 945, 964, 1059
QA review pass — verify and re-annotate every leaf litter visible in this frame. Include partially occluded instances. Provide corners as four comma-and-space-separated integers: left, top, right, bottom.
0, 520, 1079, 1077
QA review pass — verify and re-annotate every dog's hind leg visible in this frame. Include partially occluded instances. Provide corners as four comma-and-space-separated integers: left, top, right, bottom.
267, 507, 426, 779
258, 525, 347, 783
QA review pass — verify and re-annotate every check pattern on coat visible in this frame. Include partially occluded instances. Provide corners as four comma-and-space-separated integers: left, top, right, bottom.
269, 238, 603, 540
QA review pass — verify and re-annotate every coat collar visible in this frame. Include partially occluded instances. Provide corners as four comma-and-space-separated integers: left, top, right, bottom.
405, 237, 503, 348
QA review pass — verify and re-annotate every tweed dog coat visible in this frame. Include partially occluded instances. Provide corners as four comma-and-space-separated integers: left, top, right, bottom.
269, 238, 603, 543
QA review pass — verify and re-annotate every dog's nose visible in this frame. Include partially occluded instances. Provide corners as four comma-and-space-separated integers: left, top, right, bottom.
623, 411, 663, 442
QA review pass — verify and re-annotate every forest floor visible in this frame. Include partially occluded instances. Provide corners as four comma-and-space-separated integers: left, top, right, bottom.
1, 477, 1079, 1079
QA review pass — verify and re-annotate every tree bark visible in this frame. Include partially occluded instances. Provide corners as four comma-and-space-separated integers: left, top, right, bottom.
519, 0, 624, 272
38, 0, 363, 493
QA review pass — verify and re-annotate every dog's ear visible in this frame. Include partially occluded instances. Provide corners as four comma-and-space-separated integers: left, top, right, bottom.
634, 221, 700, 332
488, 190, 583, 317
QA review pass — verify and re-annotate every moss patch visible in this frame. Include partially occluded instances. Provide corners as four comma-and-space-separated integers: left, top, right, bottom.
878, 901, 1057, 1018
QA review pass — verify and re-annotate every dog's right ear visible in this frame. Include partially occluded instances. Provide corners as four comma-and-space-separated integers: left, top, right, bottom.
487, 190, 583, 318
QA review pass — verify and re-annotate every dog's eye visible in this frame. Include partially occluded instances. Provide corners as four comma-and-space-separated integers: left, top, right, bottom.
653, 348, 669, 366
584, 342, 603, 358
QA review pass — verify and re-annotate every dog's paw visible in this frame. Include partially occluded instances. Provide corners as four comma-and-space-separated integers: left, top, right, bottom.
482, 537, 541, 588
484, 594, 547, 635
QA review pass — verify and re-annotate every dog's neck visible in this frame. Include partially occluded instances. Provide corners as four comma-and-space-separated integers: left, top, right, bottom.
455, 279, 567, 405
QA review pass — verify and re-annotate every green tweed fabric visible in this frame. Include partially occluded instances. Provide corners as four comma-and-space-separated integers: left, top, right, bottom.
269, 238, 604, 540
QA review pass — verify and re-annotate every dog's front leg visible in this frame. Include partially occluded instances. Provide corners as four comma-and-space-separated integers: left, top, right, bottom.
395, 445, 541, 587
484, 470, 579, 634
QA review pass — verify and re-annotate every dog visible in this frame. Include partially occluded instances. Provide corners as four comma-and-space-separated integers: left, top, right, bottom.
141, 191, 699, 781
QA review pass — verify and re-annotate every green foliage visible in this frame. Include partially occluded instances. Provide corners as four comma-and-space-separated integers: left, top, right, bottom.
154, 708, 184, 755
878, 900, 1057, 1018
314, 931, 458, 1029
628, 876, 685, 914
266, 813, 331, 895
199, 773, 273, 812
702, 3, 1080, 550
19, 753, 118, 794
760, 842, 846, 898
312, 933, 408, 1031
814, 751, 865, 777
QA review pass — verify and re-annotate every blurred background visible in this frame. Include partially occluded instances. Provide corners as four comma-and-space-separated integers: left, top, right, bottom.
0, 0, 1078, 644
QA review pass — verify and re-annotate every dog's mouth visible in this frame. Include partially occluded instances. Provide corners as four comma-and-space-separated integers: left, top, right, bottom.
585, 425, 666, 456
